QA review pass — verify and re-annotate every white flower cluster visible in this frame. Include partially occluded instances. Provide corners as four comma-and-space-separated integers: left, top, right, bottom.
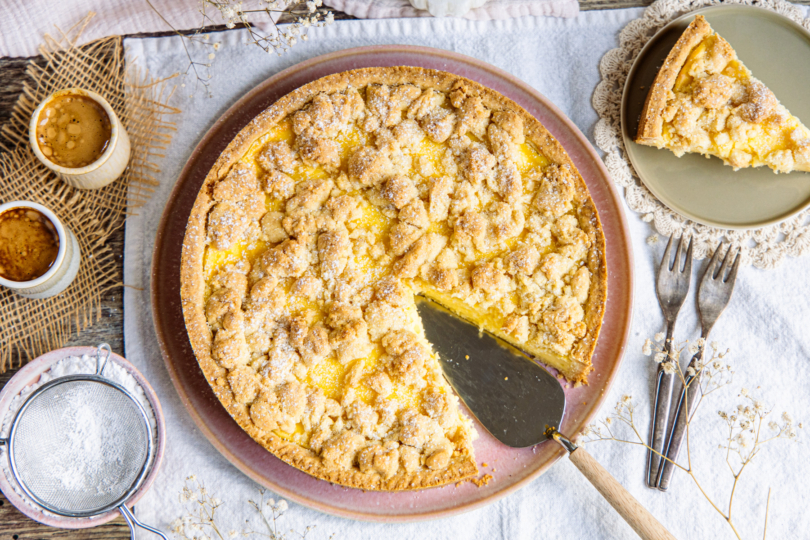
718, 392, 800, 465
643, 333, 679, 374
170, 475, 327, 540
588, 338, 798, 538
218, 1, 244, 29
209, 0, 333, 40
642, 333, 731, 388
266, 497, 289, 515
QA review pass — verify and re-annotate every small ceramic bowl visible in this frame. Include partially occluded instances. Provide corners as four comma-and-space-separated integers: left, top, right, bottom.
28, 88, 131, 190
0, 201, 81, 299
0, 346, 166, 529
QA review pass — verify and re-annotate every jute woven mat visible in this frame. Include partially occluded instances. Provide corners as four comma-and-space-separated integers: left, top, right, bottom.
0, 15, 179, 371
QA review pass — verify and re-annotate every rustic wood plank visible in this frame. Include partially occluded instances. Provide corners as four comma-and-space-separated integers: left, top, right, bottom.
578, 0, 654, 9
0, 57, 33, 128
0, 493, 131, 539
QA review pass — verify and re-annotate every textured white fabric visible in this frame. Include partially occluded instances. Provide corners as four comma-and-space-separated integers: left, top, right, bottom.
593, 0, 810, 270
0, 0, 576, 59
0, 0, 281, 59
124, 9, 810, 540
325, 0, 578, 20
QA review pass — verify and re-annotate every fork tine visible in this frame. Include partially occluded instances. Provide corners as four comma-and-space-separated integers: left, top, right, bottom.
705, 241, 724, 281
662, 235, 676, 271
724, 248, 741, 284
683, 237, 693, 275
674, 235, 686, 272
716, 243, 734, 280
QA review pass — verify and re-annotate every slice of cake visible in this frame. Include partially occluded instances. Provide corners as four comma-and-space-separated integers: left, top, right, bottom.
636, 14, 810, 173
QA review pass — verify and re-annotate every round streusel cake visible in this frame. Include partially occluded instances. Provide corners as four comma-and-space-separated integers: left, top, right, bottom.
180, 67, 607, 491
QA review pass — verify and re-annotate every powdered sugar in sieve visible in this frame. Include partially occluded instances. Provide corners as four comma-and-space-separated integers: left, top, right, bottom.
0, 345, 166, 539
0, 352, 157, 516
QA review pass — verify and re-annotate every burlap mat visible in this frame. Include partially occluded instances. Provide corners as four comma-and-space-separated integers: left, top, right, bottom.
0, 15, 179, 371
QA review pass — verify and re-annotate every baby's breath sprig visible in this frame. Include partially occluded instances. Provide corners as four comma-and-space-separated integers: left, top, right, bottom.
171, 475, 230, 540
147, 0, 335, 97
640, 334, 734, 397
171, 477, 333, 540
580, 338, 800, 540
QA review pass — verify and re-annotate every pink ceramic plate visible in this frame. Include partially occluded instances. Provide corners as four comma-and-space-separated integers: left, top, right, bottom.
152, 45, 634, 522
0, 346, 166, 528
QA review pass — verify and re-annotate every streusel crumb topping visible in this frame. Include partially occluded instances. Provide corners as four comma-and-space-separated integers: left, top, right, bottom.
187, 71, 604, 490
640, 16, 810, 173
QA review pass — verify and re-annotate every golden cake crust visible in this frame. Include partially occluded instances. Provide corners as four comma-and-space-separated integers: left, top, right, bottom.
636, 15, 712, 144
635, 15, 810, 173
181, 66, 607, 491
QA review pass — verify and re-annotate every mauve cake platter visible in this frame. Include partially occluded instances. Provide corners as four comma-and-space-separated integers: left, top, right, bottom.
151, 45, 634, 522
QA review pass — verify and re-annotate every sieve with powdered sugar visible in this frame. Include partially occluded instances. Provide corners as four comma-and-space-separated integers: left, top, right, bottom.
0, 344, 166, 538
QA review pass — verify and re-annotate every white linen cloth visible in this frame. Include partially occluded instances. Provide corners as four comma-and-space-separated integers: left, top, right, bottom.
123, 8, 810, 539
0, 0, 576, 59
324, 0, 578, 20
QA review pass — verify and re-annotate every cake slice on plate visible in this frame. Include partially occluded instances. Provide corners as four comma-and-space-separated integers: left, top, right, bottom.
636, 14, 810, 173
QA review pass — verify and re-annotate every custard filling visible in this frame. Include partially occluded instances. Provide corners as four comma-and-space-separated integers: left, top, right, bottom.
195, 80, 601, 483
655, 24, 810, 172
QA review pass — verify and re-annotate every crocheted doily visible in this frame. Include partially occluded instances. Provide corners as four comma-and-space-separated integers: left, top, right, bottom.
593, 0, 810, 269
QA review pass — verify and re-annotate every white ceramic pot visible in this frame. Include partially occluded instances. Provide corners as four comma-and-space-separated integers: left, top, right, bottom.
0, 201, 81, 299
28, 88, 131, 190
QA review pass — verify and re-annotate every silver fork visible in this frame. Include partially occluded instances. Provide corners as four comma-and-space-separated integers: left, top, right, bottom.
656, 242, 741, 491
647, 235, 693, 488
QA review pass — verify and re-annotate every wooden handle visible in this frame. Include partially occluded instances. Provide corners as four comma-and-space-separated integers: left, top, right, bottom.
569, 446, 677, 540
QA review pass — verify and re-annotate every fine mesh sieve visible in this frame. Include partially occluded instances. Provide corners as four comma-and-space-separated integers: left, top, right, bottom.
0, 344, 167, 539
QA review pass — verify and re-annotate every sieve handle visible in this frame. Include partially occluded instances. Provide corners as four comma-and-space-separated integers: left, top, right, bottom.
119, 505, 168, 540
95, 343, 112, 376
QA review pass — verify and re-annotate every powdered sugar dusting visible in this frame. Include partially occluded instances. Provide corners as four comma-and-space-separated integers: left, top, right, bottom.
0, 354, 157, 517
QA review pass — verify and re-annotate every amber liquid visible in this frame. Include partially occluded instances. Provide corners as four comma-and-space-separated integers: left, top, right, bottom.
0, 208, 60, 282
35, 95, 112, 168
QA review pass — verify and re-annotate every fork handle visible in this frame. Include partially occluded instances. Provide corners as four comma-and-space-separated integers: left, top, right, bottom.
646, 327, 675, 487
647, 367, 674, 487
656, 352, 703, 491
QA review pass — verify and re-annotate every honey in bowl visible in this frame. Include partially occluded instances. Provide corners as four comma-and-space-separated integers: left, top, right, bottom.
0, 207, 60, 282
35, 94, 112, 169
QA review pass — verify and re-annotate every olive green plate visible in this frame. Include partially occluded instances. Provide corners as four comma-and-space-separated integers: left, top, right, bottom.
622, 5, 810, 229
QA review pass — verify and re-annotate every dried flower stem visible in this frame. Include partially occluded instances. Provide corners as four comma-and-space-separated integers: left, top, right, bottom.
146, 0, 334, 96
582, 337, 799, 540
763, 488, 771, 540
172, 476, 330, 540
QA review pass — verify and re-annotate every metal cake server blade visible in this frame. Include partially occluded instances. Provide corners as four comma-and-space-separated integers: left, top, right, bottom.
415, 297, 564, 447
415, 297, 678, 540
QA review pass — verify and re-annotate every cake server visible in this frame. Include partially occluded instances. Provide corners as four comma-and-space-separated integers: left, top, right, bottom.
416, 298, 677, 540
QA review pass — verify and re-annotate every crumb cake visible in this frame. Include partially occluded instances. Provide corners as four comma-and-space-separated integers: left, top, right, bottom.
181, 67, 607, 490
636, 15, 810, 173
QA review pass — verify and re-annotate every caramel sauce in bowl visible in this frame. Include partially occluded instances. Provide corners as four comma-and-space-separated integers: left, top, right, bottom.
0, 207, 60, 282
35, 95, 112, 169
0, 201, 81, 299
28, 88, 130, 190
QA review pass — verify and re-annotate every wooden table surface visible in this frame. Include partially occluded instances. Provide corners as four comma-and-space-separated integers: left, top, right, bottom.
2, 0, 809, 537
